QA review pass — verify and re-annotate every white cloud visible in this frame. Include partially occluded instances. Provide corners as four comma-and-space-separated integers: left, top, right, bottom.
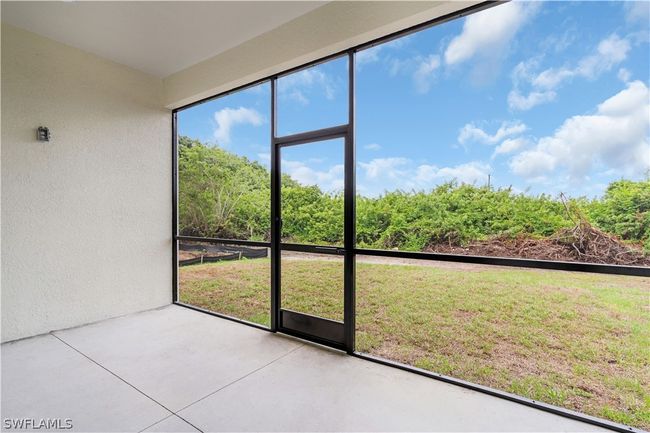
597, 80, 647, 116
356, 36, 411, 69
444, 2, 539, 66
509, 80, 650, 180
458, 121, 527, 146
282, 159, 344, 192
213, 107, 263, 145
384, 54, 441, 93
413, 55, 441, 94
363, 143, 382, 151
493, 137, 528, 158
510, 34, 631, 111
281, 68, 324, 89
510, 149, 557, 178
624, 1, 650, 24
359, 157, 409, 180
357, 157, 492, 195
278, 68, 335, 105
357, 157, 414, 195
540, 28, 577, 54
388, 57, 408, 77
618, 67, 632, 83
507, 58, 558, 110
507, 89, 557, 111
416, 161, 491, 185
534, 34, 630, 89
287, 90, 309, 105
355, 154, 499, 196
356, 46, 382, 66
510, 57, 539, 84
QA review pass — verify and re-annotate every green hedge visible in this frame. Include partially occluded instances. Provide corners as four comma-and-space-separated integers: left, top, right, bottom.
178, 136, 650, 251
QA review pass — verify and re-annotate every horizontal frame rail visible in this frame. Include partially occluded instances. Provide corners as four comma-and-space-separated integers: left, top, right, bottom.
356, 248, 650, 277
175, 239, 647, 276
274, 124, 349, 147
176, 235, 270, 248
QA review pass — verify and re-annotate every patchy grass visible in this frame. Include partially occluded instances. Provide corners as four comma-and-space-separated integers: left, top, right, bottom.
179, 258, 650, 429
179, 258, 272, 325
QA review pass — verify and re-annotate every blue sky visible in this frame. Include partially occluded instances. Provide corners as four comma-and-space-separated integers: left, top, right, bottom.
178, 1, 650, 198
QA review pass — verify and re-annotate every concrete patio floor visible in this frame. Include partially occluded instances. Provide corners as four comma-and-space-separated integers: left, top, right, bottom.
2, 305, 609, 432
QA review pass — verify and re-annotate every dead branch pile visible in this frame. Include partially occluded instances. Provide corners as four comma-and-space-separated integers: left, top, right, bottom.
428, 231, 649, 266
426, 194, 650, 266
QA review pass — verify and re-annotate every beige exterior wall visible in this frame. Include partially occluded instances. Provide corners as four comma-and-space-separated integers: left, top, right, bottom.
1, 25, 171, 342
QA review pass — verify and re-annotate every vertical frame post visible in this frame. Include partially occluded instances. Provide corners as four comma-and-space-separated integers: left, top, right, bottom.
344, 52, 356, 353
172, 111, 179, 303
270, 78, 280, 331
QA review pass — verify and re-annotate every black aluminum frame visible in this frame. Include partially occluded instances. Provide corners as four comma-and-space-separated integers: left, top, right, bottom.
171, 2, 646, 432
274, 99, 354, 351
172, 111, 179, 303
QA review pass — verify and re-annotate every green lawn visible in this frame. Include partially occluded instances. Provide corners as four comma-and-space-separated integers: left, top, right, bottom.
179, 258, 650, 429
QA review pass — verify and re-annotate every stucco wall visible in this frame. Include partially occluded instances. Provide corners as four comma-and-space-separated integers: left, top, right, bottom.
1, 25, 171, 342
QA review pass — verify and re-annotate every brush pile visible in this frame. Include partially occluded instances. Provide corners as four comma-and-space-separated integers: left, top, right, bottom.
430, 227, 649, 266
427, 194, 650, 266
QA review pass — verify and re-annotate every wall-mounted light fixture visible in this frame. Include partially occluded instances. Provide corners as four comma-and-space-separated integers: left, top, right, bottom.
37, 126, 50, 142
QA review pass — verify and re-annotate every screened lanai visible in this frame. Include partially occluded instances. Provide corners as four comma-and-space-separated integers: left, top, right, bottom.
2, 1, 649, 432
